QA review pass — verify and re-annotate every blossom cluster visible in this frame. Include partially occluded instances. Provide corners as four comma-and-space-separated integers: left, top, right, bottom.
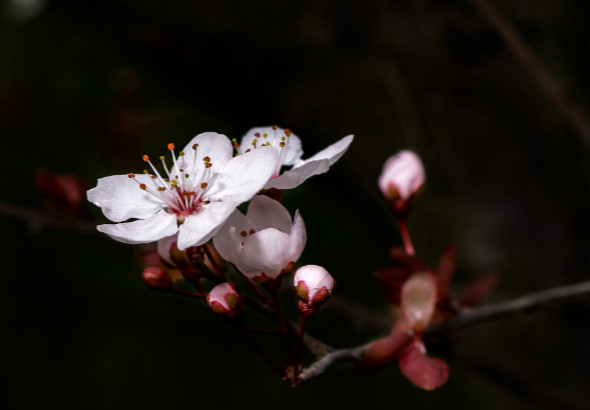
88, 126, 350, 384
88, 126, 457, 390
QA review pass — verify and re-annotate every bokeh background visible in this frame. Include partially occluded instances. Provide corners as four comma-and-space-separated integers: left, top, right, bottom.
3, 0, 590, 408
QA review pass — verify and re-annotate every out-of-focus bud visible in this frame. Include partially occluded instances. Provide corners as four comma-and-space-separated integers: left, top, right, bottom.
207, 283, 242, 319
378, 150, 425, 216
142, 266, 174, 291
400, 271, 437, 333
293, 265, 335, 317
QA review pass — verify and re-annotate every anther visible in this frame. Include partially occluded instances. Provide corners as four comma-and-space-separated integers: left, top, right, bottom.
254, 133, 260, 137
192, 144, 198, 150
240, 231, 247, 237
159, 156, 165, 160
284, 129, 291, 136
272, 125, 278, 130
139, 183, 147, 190
157, 187, 166, 191
203, 156, 211, 163
168, 143, 175, 150
201, 182, 208, 189
128, 173, 135, 178
143, 155, 149, 162
249, 229, 256, 235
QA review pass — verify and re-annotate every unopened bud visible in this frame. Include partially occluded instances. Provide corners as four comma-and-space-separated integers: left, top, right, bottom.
400, 271, 437, 333
293, 265, 335, 317
207, 282, 242, 318
142, 266, 174, 291
378, 150, 425, 216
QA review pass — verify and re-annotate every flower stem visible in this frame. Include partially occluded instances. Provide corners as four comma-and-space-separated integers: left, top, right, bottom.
398, 217, 415, 255
291, 317, 308, 386
240, 327, 285, 377
171, 287, 206, 299
203, 243, 224, 280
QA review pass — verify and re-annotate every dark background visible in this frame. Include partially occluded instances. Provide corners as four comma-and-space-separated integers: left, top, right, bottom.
2, 0, 590, 408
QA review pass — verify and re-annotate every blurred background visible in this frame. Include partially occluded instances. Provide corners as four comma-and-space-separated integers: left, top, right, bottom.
2, 0, 590, 408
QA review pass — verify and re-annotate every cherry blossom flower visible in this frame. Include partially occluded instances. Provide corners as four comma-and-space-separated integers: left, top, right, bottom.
236, 126, 353, 190
87, 132, 278, 250
378, 150, 424, 202
212, 195, 306, 280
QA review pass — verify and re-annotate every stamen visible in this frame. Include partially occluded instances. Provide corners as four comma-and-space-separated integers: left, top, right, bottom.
240, 231, 247, 237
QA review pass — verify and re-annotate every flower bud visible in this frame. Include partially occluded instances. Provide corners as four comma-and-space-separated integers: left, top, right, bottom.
206, 282, 242, 319
378, 150, 425, 216
400, 271, 437, 333
293, 265, 335, 317
142, 266, 174, 291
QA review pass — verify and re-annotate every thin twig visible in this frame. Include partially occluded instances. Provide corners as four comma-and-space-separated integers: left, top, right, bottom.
468, 0, 590, 146
0, 202, 97, 235
425, 280, 590, 335
300, 280, 590, 383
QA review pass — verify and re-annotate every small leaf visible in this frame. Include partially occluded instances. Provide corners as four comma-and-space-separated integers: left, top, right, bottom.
436, 243, 457, 298
359, 331, 414, 369
399, 341, 449, 390
459, 273, 499, 307
372, 266, 412, 305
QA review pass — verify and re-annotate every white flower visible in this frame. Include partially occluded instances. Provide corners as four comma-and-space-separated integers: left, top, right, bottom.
237, 126, 353, 190
378, 150, 425, 201
293, 265, 335, 305
212, 195, 306, 280
87, 132, 278, 250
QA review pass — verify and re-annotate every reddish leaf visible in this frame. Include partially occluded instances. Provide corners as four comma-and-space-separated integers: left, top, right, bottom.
389, 247, 430, 272
359, 331, 414, 369
372, 266, 412, 305
36, 168, 87, 214
459, 273, 499, 307
399, 341, 449, 390
436, 243, 457, 298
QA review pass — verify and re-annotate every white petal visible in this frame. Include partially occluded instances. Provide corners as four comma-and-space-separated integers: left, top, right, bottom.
176, 201, 239, 250
287, 210, 307, 262
212, 210, 254, 263
206, 146, 278, 203
237, 228, 291, 279
157, 235, 178, 265
294, 135, 353, 167
87, 174, 164, 222
247, 195, 292, 232
264, 159, 330, 190
97, 210, 178, 244
241, 126, 303, 166
179, 132, 233, 177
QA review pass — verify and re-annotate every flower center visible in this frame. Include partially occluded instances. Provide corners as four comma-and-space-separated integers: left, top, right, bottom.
233, 125, 291, 177
128, 143, 213, 223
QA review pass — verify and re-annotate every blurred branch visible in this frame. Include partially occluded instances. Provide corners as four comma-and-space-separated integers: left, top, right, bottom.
468, 0, 590, 146
300, 280, 590, 383
425, 280, 590, 334
0, 202, 97, 235
375, 57, 426, 147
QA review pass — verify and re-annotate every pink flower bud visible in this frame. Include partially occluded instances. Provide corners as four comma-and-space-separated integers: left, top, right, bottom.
294, 265, 335, 315
400, 271, 437, 333
378, 151, 425, 214
142, 266, 174, 291
207, 282, 242, 318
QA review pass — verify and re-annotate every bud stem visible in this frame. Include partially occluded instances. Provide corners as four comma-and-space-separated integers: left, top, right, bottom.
398, 217, 415, 255
291, 317, 308, 386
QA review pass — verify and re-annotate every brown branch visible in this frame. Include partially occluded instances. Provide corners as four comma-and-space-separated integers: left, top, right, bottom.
468, 0, 590, 146
0, 202, 97, 235
425, 280, 590, 335
299, 280, 590, 383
